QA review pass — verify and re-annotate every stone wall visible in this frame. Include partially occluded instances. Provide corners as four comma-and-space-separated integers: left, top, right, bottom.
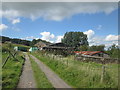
75, 55, 119, 64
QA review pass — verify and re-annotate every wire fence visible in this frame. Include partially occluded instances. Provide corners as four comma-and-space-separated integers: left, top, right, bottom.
35, 50, 118, 84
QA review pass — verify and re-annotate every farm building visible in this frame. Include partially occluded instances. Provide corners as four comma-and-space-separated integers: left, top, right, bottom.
14, 46, 28, 52
42, 43, 73, 51
35, 42, 72, 50
74, 51, 109, 58
35, 41, 50, 50
42, 43, 74, 56
35, 42, 74, 55
29, 47, 38, 52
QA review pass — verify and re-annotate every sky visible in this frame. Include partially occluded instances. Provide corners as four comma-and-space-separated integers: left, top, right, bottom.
0, 2, 119, 48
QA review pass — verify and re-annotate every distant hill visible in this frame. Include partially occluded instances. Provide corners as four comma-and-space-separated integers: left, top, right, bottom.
0, 36, 51, 46
1, 36, 31, 46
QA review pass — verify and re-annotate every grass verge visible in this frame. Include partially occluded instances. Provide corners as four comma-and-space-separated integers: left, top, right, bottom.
2, 52, 25, 89
31, 51, 118, 88
29, 54, 54, 88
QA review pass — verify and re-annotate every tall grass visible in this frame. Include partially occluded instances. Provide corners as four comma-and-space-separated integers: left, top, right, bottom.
2, 52, 25, 89
2, 52, 9, 64
31, 51, 118, 88
29, 55, 53, 88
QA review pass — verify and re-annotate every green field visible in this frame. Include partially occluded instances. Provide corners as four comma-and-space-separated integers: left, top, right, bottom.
29, 55, 53, 88
31, 51, 118, 88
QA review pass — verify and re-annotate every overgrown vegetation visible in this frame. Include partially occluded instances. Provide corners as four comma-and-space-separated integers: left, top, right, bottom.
2, 42, 25, 89
2, 52, 25, 89
31, 51, 118, 88
29, 55, 53, 88
106, 44, 120, 59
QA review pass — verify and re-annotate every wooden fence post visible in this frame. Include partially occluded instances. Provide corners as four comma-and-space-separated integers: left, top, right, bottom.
101, 65, 105, 83
101, 58, 105, 83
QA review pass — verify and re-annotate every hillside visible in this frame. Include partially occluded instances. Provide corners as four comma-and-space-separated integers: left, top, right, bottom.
1, 36, 31, 46
0, 36, 51, 46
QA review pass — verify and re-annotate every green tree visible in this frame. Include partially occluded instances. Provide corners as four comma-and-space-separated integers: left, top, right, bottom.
107, 44, 120, 58
31, 39, 37, 46
62, 32, 88, 47
30, 39, 51, 46
88, 45, 105, 51
79, 45, 89, 51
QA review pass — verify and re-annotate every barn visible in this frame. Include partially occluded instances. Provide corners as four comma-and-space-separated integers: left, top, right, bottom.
42, 43, 73, 51
35, 41, 50, 50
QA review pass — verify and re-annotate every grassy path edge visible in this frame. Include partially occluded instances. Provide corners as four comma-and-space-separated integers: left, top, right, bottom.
28, 54, 54, 88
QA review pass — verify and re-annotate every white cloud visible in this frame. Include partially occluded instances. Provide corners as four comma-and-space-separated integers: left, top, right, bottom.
1, 10, 20, 20
105, 34, 120, 41
21, 32, 63, 43
87, 35, 118, 49
56, 35, 63, 43
1, 2, 117, 21
88, 37, 102, 46
40, 32, 55, 42
1, 10, 20, 24
83, 29, 119, 49
0, 24, 8, 31
40, 31, 63, 43
12, 18, 20, 24
88, 35, 119, 49
84, 29, 95, 39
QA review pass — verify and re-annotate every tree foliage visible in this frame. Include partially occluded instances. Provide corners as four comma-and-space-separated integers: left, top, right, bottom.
30, 39, 51, 46
79, 45, 89, 51
88, 45, 105, 51
78, 44, 105, 51
62, 32, 88, 47
107, 44, 120, 58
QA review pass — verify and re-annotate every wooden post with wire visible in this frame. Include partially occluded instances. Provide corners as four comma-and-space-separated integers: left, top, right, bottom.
101, 58, 105, 83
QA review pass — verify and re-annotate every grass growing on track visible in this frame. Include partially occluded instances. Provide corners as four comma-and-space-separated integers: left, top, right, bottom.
31, 51, 118, 88
2, 52, 25, 89
29, 55, 53, 88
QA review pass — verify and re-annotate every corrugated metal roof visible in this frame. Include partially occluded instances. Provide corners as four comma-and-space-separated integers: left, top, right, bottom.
74, 51, 104, 55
